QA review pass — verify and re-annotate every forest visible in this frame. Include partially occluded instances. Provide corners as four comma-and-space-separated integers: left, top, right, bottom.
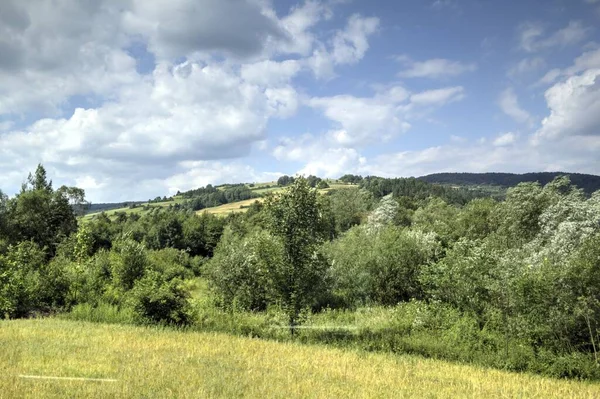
1, 165, 600, 380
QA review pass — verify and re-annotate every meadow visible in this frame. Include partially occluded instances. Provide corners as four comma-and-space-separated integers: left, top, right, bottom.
1, 319, 599, 398
81, 179, 356, 219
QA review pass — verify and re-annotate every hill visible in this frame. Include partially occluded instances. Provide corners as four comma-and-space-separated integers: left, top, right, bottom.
1, 319, 598, 398
418, 172, 600, 195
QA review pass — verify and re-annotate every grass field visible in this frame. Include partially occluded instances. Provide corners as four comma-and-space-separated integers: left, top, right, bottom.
198, 198, 264, 215
81, 181, 358, 220
1, 319, 598, 398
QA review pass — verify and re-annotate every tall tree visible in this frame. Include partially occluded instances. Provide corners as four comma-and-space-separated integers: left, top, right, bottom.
7, 165, 81, 256
264, 177, 329, 334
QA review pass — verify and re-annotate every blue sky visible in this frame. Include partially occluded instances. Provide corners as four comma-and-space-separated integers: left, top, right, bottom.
1, 0, 599, 202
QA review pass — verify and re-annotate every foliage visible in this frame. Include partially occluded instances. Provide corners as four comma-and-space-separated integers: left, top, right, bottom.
277, 175, 295, 186
128, 271, 191, 325
264, 177, 330, 330
420, 171, 600, 196
328, 188, 374, 233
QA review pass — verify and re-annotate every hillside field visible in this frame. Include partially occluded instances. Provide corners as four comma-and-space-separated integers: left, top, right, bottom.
1, 319, 598, 398
81, 180, 356, 220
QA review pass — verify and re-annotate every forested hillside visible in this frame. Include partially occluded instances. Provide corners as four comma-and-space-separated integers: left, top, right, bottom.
419, 172, 600, 195
1, 165, 600, 381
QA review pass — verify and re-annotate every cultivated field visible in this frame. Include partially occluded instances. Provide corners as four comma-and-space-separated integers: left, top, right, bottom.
1, 319, 598, 398
198, 198, 264, 215
81, 180, 357, 220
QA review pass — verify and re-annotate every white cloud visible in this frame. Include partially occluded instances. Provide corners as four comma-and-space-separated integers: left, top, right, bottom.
450, 135, 466, 143
493, 132, 517, 147
0, 59, 298, 201
534, 68, 600, 142
0, 0, 137, 115
538, 68, 563, 86
508, 57, 545, 77
431, 0, 457, 10
498, 88, 533, 125
308, 90, 410, 146
519, 21, 590, 53
122, 0, 285, 60
275, 0, 333, 56
331, 14, 379, 64
306, 85, 465, 148
165, 161, 280, 196
307, 14, 379, 79
272, 135, 367, 178
537, 48, 600, 85
409, 87, 465, 106
397, 57, 477, 79
240, 60, 301, 86
366, 136, 600, 179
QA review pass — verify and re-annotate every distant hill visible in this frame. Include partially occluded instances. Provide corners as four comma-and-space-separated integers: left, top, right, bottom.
86, 202, 144, 214
418, 172, 600, 195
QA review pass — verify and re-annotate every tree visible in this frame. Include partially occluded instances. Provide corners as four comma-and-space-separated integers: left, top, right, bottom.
329, 188, 373, 233
277, 175, 294, 186
57, 186, 89, 216
264, 177, 330, 333
317, 180, 329, 189
6, 165, 80, 257
29, 164, 52, 192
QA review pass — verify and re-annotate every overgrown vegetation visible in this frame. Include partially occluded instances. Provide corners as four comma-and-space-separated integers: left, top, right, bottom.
2, 166, 600, 381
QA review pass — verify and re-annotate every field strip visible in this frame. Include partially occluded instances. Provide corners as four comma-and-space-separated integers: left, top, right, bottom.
269, 325, 359, 330
18, 375, 117, 382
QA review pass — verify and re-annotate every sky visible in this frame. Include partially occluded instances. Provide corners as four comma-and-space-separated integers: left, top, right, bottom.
1, 0, 600, 202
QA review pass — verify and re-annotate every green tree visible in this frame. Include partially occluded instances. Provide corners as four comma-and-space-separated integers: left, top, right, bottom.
5, 165, 81, 257
264, 177, 330, 333
329, 188, 373, 233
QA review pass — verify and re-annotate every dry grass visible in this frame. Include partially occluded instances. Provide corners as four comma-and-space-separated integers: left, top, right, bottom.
0, 319, 598, 398
199, 198, 264, 216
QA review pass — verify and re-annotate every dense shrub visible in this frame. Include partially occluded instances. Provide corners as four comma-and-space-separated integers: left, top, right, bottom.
128, 271, 191, 325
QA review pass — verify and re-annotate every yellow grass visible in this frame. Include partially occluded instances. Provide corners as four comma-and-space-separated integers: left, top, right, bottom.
0, 319, 598, 398
199, 198, 264, 216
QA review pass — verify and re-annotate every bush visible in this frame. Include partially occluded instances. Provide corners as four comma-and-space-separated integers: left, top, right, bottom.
128, 271, 191, 325
111, 236, 148, 290
325, 225, 441, 307
206, 228, 281, 311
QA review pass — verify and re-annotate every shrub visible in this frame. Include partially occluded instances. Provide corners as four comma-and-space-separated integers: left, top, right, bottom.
111, 235, 148, 290
128, 271, 191, 325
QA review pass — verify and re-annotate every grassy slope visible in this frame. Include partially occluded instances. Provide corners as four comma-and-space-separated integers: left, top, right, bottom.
1, 319, 598, 398
82, 181, 357, 220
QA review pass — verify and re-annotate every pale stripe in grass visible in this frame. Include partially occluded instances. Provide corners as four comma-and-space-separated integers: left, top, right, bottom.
18, 375, 117, 383
269, 325, 358, 330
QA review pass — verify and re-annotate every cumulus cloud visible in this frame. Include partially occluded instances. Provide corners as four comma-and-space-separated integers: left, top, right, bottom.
534, 69, 600, 142
272, 135, 367, 178
240, 60, 302, 86
164, 161, 280, 196
508, 57, 545, 77
0, 0, 387, 201
307, 14, 379, 79
493, 132, 517, 147
305, 85, 465, 148
519, 21, 590, 53
308, 92, 409, 146
0, 0, 137, 115
498, 88, 533, 125
537, 48, 600, 85
365, 135, 600, 179
0, 59, 296, 201
122, 0, 286, 60
397, 57, 477, 79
